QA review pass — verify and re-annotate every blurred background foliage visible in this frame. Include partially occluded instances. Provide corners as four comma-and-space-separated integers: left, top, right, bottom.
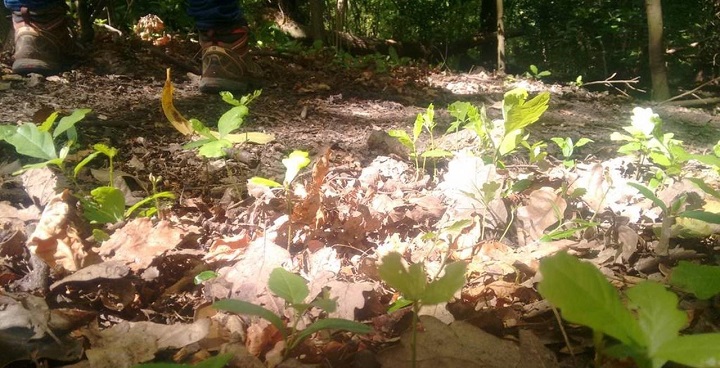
67, 0, 720, 89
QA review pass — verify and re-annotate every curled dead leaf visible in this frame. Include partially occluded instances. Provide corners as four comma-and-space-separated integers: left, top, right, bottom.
161, 68, 193, 136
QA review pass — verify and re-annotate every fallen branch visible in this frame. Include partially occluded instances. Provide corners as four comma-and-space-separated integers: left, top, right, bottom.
582, 73, 644, 97
657, 76, 720, 106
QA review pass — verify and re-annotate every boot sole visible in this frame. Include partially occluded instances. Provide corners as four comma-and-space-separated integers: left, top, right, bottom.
199, 77, 248, 94
12, 58, 61, 76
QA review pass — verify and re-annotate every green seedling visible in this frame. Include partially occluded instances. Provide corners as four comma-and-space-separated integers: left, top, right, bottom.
184, 90, 272, 158
539, 252, 720, 368
132, 352, 233, 368
629, 182, 720, 254
250, 150, 311, 248
389, 104, 452, 177
447, 89, 549, 166
193, 270, 218, 285
0, 108, 90, 174
213, 267, 371, 359
611, 107, 720, 186
526, 64, 552, 79
550, 136, 593, 168
520, 140, 548, 164
378, 252, 466, 368
78, 144, 175, 224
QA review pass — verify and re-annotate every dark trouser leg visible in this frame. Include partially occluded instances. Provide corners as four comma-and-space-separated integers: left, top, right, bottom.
187, 0, 246, 30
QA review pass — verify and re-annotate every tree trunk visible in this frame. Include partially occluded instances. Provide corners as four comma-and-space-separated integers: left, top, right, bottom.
334, 0, 347, 47
496, 0, 506, 75
309, 0, 326, 42
479, 0, 497, 68
645, 0, 670, 101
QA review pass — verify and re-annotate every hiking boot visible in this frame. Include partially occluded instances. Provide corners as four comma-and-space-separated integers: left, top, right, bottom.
11, 5, 75, 76
199, 26, 259, 93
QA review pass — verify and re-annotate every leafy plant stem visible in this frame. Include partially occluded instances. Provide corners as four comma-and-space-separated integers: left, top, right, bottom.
411, 302, 419, 368
551, 305, 575, 358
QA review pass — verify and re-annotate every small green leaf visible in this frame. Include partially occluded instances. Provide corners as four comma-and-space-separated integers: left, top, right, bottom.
628, 182, 668, 213
268, 267, 309, 305
538, 252, 643, 347
687, 178, 720, 199
378, 252, 427, 301
420, 149, 453, 158
412, 113, 424, 141
576, 137, 593, 147
125, 191, 175, 218
189, 119, 217, 140
282, 150, 310, 185
74, 151, 101, 178
310, 294, 337, 313
388, 129, 413, 149
656, 334, 720, 367
670, 261, 720, 300
249, 177, 283, 188
5, 123, 57, 160
292, 318, 372, 350
38, 111, 58, 132
529, 64, 539, 75
213, 299, 287, 339
537, 70, 551, 78
53, 108, 91, 138
388, 297, 414, 312
194, 271, 218, 285
83, 186, 126, 223
93, 143, 118, 159
678, 210, 720, 224
626, 281, 686, 356
220, 91, 241, 106
198, 139, 232, 158
218, 105, 249, 137
421, 261, 466, 305
92, 228, 110, 242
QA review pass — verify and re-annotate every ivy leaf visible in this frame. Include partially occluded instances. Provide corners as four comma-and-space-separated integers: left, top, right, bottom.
670, 261, 720, 300
538, 252, 643, 347
268, 267, 309, 305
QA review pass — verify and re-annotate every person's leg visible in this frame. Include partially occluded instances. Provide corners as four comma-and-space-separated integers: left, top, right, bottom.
5, 0, 74, 75
188, 0, 256, 93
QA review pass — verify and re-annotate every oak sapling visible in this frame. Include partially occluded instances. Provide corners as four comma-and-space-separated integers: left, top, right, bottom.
539, 252, 720, 368
377, 252, 466, 368
213, 267, 371, 359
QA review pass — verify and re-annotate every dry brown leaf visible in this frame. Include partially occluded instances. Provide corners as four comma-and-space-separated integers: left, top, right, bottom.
28, 190, 98, 272
292, 146, 331, 228
204, 231, 250, 262
516, 187, 567, 242
161, 68, 193, 136
98, 218, 187, 271
83, 319, 210, 367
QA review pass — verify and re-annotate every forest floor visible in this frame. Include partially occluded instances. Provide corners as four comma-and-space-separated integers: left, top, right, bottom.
1, 32, 720, 368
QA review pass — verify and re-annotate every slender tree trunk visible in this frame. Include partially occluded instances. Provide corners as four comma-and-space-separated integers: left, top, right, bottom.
645, 0, 670, 101
479, 0, 497, 68
334, 0, 347, 48
309, 0, 326, 42
496, 0, 506, 75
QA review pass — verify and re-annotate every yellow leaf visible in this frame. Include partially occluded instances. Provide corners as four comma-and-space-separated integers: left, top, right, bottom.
161, 68, 193, 136
220, 132, 275, 144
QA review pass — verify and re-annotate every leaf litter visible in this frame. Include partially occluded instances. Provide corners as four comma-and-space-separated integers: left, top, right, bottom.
0, 34, 719, 368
